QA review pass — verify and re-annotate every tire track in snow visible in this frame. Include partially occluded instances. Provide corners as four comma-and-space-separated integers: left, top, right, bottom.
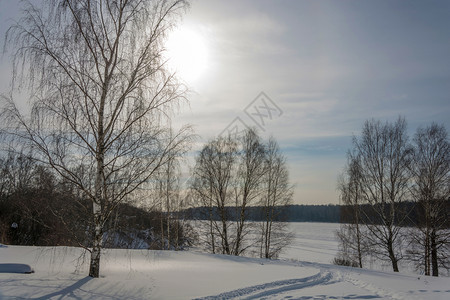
194, 271, 334, 300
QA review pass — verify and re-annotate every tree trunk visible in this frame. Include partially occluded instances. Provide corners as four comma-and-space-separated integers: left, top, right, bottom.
387, 239, 399, 272
166, 197, 170, 250
234, 200, 246, 256
221, 214, 230, 254
220, 197, 230, 254
259, 220, 265, 258
356, 221, 363, 268
266, 209, 274, 259
160, 210, 165, 250
431, 229, 439, 276
89, 202, 102, 277
425, 228, 430, 276
209, 200, 215, 254
90, 125, 105, 278
352, 199, 363, 268
263, 214, 269, 258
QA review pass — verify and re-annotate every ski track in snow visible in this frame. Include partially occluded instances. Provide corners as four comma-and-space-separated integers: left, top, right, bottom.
341, 271, 419, 300
194, 270, 334, 300
193, 263, 429, 300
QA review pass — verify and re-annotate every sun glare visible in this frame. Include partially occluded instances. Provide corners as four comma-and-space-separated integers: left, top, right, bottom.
165, 27, 209, 84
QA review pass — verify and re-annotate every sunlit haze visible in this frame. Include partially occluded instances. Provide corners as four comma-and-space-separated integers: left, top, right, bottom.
165, 26, 209, 84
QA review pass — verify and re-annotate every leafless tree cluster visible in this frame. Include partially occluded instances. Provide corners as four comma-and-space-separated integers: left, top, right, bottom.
190, 129, 293, 258
1, 0, 191, 277
337, 117, 449, 276
0, 150, 89, 246
0, 149, 195, 251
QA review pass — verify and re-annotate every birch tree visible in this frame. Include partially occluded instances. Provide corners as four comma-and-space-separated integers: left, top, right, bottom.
155, 149, 184, 250
232, 129, 266, 256
352, 117, 413, 272
1, 0, 190, 278
336, 154, 365, 268
259, 137, 293, 259
409, 123, 449, 276
191, 135, 237, 255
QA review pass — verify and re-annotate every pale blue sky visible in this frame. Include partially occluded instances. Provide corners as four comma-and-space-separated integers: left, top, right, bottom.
1, 0, 449, 204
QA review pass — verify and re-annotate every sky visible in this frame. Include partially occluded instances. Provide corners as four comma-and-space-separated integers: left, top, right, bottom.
1, 0, 450, 205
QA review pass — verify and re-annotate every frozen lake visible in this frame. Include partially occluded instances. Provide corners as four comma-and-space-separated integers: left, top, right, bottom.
191, 221, 340, 264
281, 222, 339, 264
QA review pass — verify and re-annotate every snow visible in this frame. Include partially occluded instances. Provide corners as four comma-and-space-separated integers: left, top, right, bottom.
281, 222, 339, 264
0, 223, 449, 299
0, 263, 34, 274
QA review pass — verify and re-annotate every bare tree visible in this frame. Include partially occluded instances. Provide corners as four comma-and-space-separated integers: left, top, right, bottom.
259, 137, 293, 259
337, 152, 365, 268
162, 155, 177, 250
1, 0, 190, 277
232, 129, 266, 256
154, 145, 185, 250
191, 135, 237, 255
409, 123, 449, 276
336, 153, 365, 268
352, 117, 412, 272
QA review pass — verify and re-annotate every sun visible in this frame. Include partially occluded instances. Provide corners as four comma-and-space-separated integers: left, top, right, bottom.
165, 26, 209, 84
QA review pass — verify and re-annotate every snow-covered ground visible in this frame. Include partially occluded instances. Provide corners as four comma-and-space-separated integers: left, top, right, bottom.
1, 223, 449, 299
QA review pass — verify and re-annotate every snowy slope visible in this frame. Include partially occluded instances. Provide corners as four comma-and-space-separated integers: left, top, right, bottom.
1, 244, 449, 299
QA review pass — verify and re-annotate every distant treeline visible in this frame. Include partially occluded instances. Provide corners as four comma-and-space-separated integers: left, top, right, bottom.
184, 204, 340, 223
340, 200, 450, 228
0, 153, 194, 248
286, 205, 341, 222
184, 201, 450, 226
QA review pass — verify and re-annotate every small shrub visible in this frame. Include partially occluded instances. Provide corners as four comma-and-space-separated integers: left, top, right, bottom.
333, 256, 359, 267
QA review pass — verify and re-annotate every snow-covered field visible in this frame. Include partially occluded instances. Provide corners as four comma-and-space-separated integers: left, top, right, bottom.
1, 222, 449, 299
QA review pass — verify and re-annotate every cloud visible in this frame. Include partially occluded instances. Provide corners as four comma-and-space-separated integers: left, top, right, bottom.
4, 0, 449, 205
